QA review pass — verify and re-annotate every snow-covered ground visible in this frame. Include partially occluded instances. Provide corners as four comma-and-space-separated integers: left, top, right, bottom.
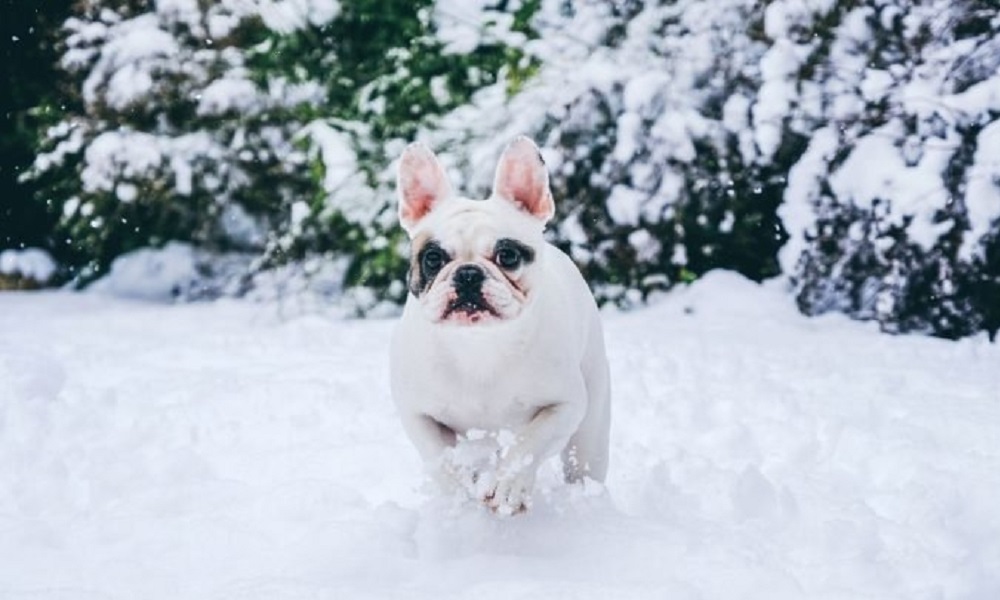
1, 272, 998, 599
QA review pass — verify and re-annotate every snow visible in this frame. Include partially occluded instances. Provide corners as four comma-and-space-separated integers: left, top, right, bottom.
606, 185, 645, 226
75, 13, 180, 108
827, 122, 953, 250
777, 124, 837, 273
256, 0, 341, 34
433, 0, 525, 55
78, 128, 230, 199
81, 130, 163, 193
962, 120, 1000, 260
2, 271, 998, 598
197, 77, 263, 116
300, 120, 379, 225
754, 38, 804, 161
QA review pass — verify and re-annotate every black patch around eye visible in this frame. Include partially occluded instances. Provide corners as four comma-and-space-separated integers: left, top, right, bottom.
493, 238, 535, 270
410, 241, 450, 296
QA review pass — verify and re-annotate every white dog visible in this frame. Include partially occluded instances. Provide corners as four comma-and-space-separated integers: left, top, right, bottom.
389, 136, 610, 515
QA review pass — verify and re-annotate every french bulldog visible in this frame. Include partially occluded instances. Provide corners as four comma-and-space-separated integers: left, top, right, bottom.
389, 136, 611, 515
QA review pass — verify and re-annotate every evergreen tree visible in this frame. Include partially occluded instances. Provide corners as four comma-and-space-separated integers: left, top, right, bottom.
28, 0, 326, 286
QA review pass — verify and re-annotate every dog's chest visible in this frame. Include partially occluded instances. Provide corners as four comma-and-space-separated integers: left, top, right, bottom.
420, 327, 571, 432
427, 374, 535, 432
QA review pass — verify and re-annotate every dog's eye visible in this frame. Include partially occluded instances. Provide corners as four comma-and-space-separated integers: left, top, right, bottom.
421, 248, 446, 275
495, 247, 522, 270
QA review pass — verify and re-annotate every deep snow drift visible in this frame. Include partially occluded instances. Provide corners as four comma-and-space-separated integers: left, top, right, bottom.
1, 272, 998, 599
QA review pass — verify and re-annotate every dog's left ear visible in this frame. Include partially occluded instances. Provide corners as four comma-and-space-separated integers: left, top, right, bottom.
492, 136, 555, 223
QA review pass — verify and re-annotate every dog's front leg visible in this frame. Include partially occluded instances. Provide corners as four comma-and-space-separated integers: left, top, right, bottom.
398, 412, 461, 486
399, 412, 497, 496
485, 401, 585, 515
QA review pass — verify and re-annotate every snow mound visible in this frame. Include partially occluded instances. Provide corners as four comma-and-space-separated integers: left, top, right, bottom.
89, 242, 200, 301
655, 269, 784, 319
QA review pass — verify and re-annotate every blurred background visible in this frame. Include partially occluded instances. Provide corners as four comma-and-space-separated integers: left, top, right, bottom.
1, 0, 997, 340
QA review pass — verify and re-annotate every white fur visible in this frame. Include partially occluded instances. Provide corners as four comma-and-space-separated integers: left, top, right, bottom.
390, 138, 611, 515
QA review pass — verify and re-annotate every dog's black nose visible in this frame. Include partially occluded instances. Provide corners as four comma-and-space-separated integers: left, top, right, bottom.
453, 265, 485, 292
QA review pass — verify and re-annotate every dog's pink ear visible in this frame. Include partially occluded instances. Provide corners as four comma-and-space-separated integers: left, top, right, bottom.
492, 136, 555, 223
397, 142, 452, 233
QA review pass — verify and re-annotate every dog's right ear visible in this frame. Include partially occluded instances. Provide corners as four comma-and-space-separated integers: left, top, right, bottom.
397, 142, 452, 235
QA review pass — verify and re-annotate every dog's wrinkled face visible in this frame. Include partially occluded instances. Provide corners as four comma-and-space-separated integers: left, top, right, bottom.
397, 137, 555, 325
406, 207, 539, 324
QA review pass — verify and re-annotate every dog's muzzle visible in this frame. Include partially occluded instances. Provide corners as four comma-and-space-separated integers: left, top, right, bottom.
444, 265, 498, 320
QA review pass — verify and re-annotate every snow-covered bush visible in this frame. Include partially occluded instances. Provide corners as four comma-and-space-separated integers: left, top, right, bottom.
28, 0, 326, 284
0, 248, 58, 289
774, 0, 1000, 339
28, 0, 534, 308
421, 0, 803, 307
22, 0, 999, 339
249, 0, 538, 308
437, 0, 999, 337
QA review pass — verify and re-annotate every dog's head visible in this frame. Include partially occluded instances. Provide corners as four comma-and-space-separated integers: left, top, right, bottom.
396, 136, 555, 325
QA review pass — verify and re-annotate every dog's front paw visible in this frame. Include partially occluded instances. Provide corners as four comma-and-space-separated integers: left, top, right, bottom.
482, 471, 534, 516
437, 433, 501, 497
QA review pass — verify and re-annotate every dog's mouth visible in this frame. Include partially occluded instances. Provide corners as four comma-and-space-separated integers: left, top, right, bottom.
442, 294, 500, 323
